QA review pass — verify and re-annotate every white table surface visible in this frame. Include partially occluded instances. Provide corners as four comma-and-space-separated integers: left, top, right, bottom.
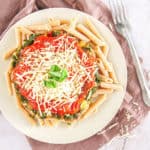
0, 0, 150, 149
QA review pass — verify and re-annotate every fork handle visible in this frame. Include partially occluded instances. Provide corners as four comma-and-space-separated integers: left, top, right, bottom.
121, 29, 150, 106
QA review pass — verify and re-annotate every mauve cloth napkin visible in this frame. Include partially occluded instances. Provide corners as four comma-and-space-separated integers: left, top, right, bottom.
0, 0, 150, 149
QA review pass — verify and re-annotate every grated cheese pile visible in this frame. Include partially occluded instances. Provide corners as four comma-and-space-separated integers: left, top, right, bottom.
13, 35, 97, 114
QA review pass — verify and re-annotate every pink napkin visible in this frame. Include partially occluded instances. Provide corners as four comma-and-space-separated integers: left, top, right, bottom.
0, 0, 149, 149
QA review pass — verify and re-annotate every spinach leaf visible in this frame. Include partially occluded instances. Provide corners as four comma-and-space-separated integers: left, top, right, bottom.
52, 30, 61, 37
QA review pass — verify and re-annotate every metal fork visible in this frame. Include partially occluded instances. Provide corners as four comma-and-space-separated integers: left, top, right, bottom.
108, 0, 150, 106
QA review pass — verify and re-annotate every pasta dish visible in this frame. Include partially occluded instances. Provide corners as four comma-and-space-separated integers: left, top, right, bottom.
4, 17, 122, 126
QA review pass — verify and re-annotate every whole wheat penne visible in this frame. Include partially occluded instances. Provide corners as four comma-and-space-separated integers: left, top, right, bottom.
76, 24, 105, 46
109, 63, 118, 83
48, 18, 61, 27
26, 24, 51, 31
80, 94, 106, 120
52, 24, 68, 30
15, 28, 22, 48
49, 118, 59, 126
99, 74, 113, 83
100, 82, 123, 90
6, 72, 13, 95
92, 89, 113, 98
101, 44, 109, 56
21, 32, 26, 43
85, 17, 104, 40
6, 64, 13, 95
19, 26, 33, 35
35, 115, 45, 126
44, 118, 53, 126
60, 19, 70, 25
96, 47, 112, 71
97, 60, 109, 77
3, 47, 17, 60
70, 17, 79, 29
64, 27, 89, 42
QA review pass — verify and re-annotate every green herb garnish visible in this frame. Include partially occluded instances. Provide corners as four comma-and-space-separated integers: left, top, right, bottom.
95, 72, 101, 83
22, 34, 40, 48
52, 30, 61, 37
44, 65, 68, 88
44, 79, 57, 88
86, 87, 97, 101
20, 95, 28, 103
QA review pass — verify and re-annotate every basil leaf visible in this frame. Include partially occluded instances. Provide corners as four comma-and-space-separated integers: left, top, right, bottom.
49, 71, 62, 78
58, 69, 68, 82
50, 65, 61, 72
44, 79, 57, 88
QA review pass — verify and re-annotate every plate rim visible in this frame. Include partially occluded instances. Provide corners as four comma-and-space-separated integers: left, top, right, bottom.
0, 8, 127, 144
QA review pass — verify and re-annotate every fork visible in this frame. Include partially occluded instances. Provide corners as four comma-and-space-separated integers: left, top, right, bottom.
108, 0, 150, 106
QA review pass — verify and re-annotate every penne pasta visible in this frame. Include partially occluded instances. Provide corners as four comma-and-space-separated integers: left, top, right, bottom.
48, 18, 61, 27
84, 17, 104, 40
99, 74, 113, 83
15, 28, 22, 48
26, 24, 51, 31
64, 27, 89, 42
100, 82, 123, 90
3, 47, 17, 60
76, 24, 105, 46
44, 119, 53, 126
101, 44, 109, 56
92, 89, 113, 98
97, 60, 109, 77
18, 26, 33, 35
52, 24, 68, 31
60, 19, 70, 25
80, 94, 106, 119
95, 47, 112, 71
70, 17, 79, 29
109, 63, 118, 83
6, 72, 13, 96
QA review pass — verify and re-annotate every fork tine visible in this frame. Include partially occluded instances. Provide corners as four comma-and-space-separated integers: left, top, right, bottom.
119, 0, 130, 27
108, 0, 117, 24
120, 0, 128, 23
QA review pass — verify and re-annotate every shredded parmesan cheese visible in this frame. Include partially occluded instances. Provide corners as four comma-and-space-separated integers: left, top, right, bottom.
13, 35, 97, 115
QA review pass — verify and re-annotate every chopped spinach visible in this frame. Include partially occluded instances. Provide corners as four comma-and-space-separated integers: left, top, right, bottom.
64, 114, 73, 120
95, 72, 101, 83
40, 112, 47, 119
20, 95, 28, 103
22, 34, 40, 48
52, 30, 61, 37
82, 43, 92, 51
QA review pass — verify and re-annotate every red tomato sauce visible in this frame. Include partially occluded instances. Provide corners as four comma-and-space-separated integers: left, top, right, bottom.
12, 34, 96, 116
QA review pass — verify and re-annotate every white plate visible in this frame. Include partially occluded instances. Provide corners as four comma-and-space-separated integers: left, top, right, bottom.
0, 8, 127, 144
